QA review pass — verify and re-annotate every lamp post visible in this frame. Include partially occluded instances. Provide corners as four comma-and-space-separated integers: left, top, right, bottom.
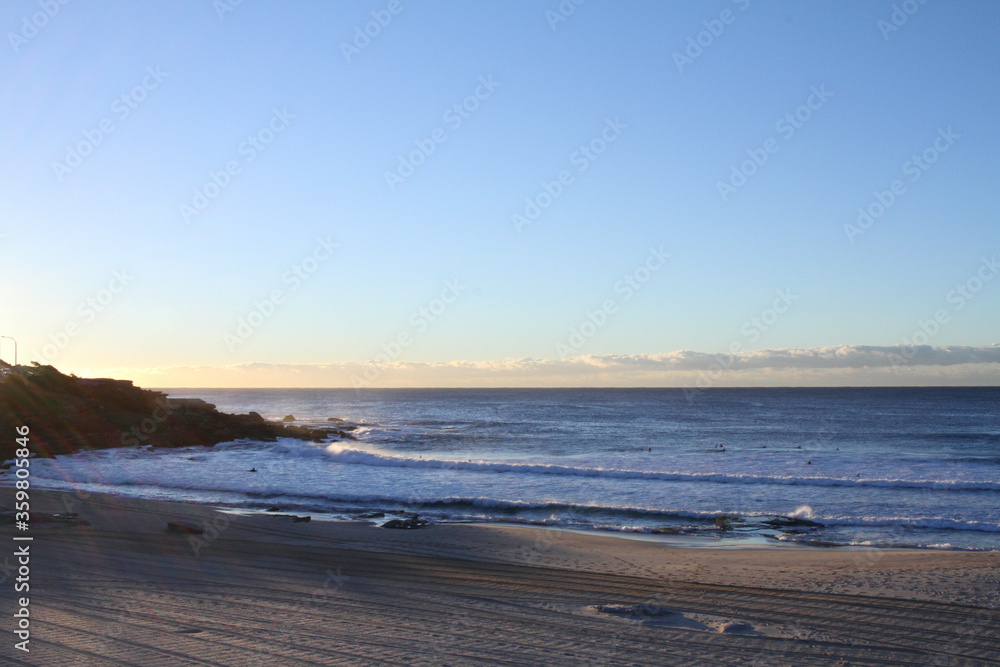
0, 336, 16, 366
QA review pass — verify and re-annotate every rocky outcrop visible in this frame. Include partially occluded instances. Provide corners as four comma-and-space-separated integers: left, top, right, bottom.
382, 516, 429, 529
0, 363, 352, 462
762, 516, 824, 529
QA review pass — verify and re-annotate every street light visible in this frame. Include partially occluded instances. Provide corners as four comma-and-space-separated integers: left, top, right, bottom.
0, 336, 16, 366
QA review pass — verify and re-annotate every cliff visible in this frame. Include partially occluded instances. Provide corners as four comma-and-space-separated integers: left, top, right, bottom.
0, 363, 351, 462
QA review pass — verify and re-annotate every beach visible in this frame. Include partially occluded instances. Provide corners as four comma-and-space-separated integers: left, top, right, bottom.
5, 489, 998, 666
7, 2, 1000, 664
27, 386, 1000, 552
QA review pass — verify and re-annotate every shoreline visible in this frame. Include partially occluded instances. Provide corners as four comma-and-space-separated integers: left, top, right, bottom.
16, 478, 1000, 554
483, 522, 908, 550
3, 488, 998, 664
20, 474, 1000, 553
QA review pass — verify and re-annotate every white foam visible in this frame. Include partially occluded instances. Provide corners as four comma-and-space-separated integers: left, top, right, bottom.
790, 505, 815, 519
319, 446, 1000, 492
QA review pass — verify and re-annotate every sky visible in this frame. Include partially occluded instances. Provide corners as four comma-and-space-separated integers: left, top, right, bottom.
1, 0, 998, 388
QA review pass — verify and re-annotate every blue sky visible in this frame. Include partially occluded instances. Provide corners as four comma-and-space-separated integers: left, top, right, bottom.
2, 1, 998, 387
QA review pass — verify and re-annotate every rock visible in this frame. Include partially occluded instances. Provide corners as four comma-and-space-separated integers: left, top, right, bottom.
327, 417, 345, 422
713, 515, 742, 531
264, 513, 309, 522
166, 398, 217, 412
382, 516, 429, 529
166, 521, 203, 535
282, 414, 295, 422
0, 364, 351, 460
718, 621, 753, 634
358, 512, 385, 519
762, 516, 823, 529
265, 506, 282, 512
283, 424, 356, 442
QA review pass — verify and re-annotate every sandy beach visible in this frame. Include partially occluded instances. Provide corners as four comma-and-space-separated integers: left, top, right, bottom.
1, 490, 996, 665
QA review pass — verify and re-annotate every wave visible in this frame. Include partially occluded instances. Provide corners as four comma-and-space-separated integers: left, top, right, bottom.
321, 445, 1000, 492
20, 473, 1000, 537
337, 497, 1000, 534
813, 515, 1000, 533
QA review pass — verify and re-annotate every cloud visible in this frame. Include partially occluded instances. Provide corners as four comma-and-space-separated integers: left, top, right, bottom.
77, 344, 1000, 389
578, 344, 1000, 371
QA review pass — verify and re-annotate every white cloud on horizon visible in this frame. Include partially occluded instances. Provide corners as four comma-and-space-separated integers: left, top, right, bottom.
76, 344, 1000, 388
580, 344, 1000, 371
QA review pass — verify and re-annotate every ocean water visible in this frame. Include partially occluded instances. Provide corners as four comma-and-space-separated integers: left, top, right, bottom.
21, 387, 1000, 550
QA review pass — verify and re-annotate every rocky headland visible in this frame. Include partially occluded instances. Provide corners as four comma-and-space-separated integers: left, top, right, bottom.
0, 363, 352, 462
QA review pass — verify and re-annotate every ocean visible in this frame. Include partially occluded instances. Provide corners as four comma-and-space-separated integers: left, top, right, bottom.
25, 387, 1000, 550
